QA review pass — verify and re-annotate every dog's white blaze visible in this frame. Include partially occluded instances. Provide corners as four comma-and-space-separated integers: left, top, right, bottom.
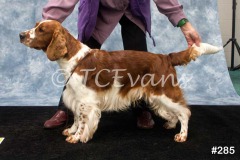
29, 28, 35, 39
29, 20, 53, 40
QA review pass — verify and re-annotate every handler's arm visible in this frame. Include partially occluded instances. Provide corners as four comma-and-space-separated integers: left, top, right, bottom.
42, 0, 79, 22
154, 0, 201, 47
153, 0, 186, 26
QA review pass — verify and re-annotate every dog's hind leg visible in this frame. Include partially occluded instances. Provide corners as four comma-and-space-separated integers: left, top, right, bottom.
160, 109, 178, 130
161, 95, 190, 142
149, 102, 178, 129
149, 94, 191, 142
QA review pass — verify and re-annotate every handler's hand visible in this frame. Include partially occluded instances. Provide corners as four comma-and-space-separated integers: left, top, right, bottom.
180, 22, 201, 47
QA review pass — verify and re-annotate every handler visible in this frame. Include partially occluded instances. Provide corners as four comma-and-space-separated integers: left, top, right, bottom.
42, 0, 201, 129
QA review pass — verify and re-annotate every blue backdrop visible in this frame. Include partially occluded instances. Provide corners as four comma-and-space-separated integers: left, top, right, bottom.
0, 0, 239, 106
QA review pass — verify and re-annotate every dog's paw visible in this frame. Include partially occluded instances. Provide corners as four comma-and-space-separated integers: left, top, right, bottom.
62, 129, 71, 137
174, 132, 187, 142
66, 135, 79, 144
163, 121, 176, 129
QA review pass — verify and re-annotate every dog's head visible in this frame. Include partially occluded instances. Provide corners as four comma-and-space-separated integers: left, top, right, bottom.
20, 20, 68, 61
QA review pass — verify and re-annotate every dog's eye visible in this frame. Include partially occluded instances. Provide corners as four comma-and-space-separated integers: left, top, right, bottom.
39, 27, 44, 33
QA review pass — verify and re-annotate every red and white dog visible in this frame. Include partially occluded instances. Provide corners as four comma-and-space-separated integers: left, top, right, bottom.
20, 20, 221, 143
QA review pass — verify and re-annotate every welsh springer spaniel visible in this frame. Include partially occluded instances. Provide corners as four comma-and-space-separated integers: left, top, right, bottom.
20, 20, 221, 143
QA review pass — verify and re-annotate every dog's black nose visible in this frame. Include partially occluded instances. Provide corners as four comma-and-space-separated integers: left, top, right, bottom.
19, 32, 26, 40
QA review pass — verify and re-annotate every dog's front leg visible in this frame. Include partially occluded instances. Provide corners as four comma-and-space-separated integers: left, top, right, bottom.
80, 106, 101, 143
62, 112, 79, 137
66, 105, 101, 143
62, 88, 79, 136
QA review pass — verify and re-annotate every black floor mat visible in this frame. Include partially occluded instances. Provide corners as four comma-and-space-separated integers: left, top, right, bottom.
0, 106, 240, 160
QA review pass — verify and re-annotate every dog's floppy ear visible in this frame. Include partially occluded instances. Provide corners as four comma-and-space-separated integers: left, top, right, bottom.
46, 29, 67, 61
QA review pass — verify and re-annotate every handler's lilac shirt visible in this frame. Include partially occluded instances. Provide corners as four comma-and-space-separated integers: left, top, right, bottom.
42, 0, 186, 44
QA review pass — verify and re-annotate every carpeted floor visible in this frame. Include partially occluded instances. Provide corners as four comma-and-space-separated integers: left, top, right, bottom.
229, 70, 240, 95
0, 106, 240, 160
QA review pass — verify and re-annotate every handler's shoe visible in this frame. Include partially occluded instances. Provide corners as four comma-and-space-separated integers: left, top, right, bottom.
137, 111, 155, 129
44, 110, 68, 129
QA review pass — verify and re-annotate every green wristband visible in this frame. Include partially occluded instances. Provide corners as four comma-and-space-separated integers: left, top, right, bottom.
177, 18, 189, 27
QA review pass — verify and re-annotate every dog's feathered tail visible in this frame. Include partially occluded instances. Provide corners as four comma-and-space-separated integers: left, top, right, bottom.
167, 43, 223, 66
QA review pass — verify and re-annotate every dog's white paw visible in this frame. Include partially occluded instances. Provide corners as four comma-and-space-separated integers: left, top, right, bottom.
62, 129, 72, 137
66, 135, 79, 144
174, 131, 187, 142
